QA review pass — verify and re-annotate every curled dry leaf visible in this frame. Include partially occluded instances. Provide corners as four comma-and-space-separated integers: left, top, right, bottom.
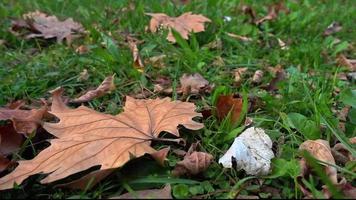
331, 137, 356, 165
75, 45, 89, 54
70, 75, 115, 104
127, 36, 144, 72
172, 143, 213, 176
299, 139, 337, 184
11, 10, 85, 44
323, 22, 342, 36
77, 69, 89, 82
252, 70, 264, 84
179, 73, 213, 97
0, 104, 47, 136
219, 127, 274, 175
111, 184, 172, 199
233, 67, 248, 84
255, 2, 289, 25
150, 147, 170, 166
215, 94, 243, 125
147, 12, 211, 43
0, 88, 203, 190
337, 54, 356, 72
227, 33, 252, 42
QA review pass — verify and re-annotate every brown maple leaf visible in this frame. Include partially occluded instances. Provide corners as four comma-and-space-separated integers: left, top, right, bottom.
11, 10, 85, 44
146, 12, 211, 43
70, 75, 115, 104
0, 88, 203, 190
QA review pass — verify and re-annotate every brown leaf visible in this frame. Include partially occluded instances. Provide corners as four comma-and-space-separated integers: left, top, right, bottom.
0, 89, 203, 190
252, 70, 264, 84
255, 2, 288, 25
172, 143, 213, 176
337, 54, 356, 71
299, 139, 337, 184
233, 67, 248, 84
111, 184, 172, 199
0, 124, 23, 172
147, 12, 211, 43
127, 37, 144, 72
145, 54, 166, 68
264, 65, 287, 91
227, 33, 252, 42
0, 105, 47, 136
331, 137, 356, 165
323, 22, 342, 36
241, 5, 256, 23
11, 10, 85, 44
179, 73, 213, 97
77, 69, 89, 82
150, 147, 170, 166
216, 95, 243, 125
75, 45, 89, 54
70, 75, 115, 104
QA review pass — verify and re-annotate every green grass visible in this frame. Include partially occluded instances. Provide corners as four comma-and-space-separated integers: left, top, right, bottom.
0, 0, 355, 198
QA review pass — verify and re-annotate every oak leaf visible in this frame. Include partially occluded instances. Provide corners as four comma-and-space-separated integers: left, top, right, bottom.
70, 75, 115, 104
11, 10, 85, 44
147, 12, 211, 43
0, 88, 203, 190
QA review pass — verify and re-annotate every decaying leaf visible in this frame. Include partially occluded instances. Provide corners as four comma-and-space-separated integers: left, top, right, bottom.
331, 137, 356, 165
75, 45, 89, 54
233, 67, 248, 84
323, 22, 342, 36
70, 75, 115, 104
179, 73, 213, 97
299, 139, 337, 184
147, 12, 211, 43
172, 143, 213, 176
127, 36, 144, 72
0, 104, 47, 136
337, 54, 356, 71
264, 65, 287, 91
252, 70, 264, 84
0, 124, 23, 172
11, 10, 85, 44
0, 88, 203, 190
111, 184, 172, 199
77, 69, 89, 82
227, 33, 252, 42
145, 54, 166, 68
215, 95, 243, 125
255, 2, 289, 25
151, 147, 170, 166
218, 127, 274, 175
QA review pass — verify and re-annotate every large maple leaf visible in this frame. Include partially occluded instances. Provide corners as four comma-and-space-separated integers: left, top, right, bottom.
0, 88, 203, 190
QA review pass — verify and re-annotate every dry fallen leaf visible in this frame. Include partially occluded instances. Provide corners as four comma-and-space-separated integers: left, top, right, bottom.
0, 123, 23, 172
0, 104, 47, 136
127, 36, 144, 72
75, 45, 89, 54
145, 54, 166, 68
70, 75, 115, 104
299, 139, 337, 184
77, 69, 89, 82
0, 88, 203, 190
252, 70, 264, 84
147, 12, 211, 43
215, 95, 243, 125
264, 65, 287, 91
255, 2, 289, 25
233, 67, 248, 84
111, 184, 172, 199
227, 33, 252, 42
179, 73, 213, 97
11, 10, 85, 44
172, 143, 213, 176
337, 54, 356, 72
323, 22, 342, 36
331, 137, 356, 165
218, 127, 274, 175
